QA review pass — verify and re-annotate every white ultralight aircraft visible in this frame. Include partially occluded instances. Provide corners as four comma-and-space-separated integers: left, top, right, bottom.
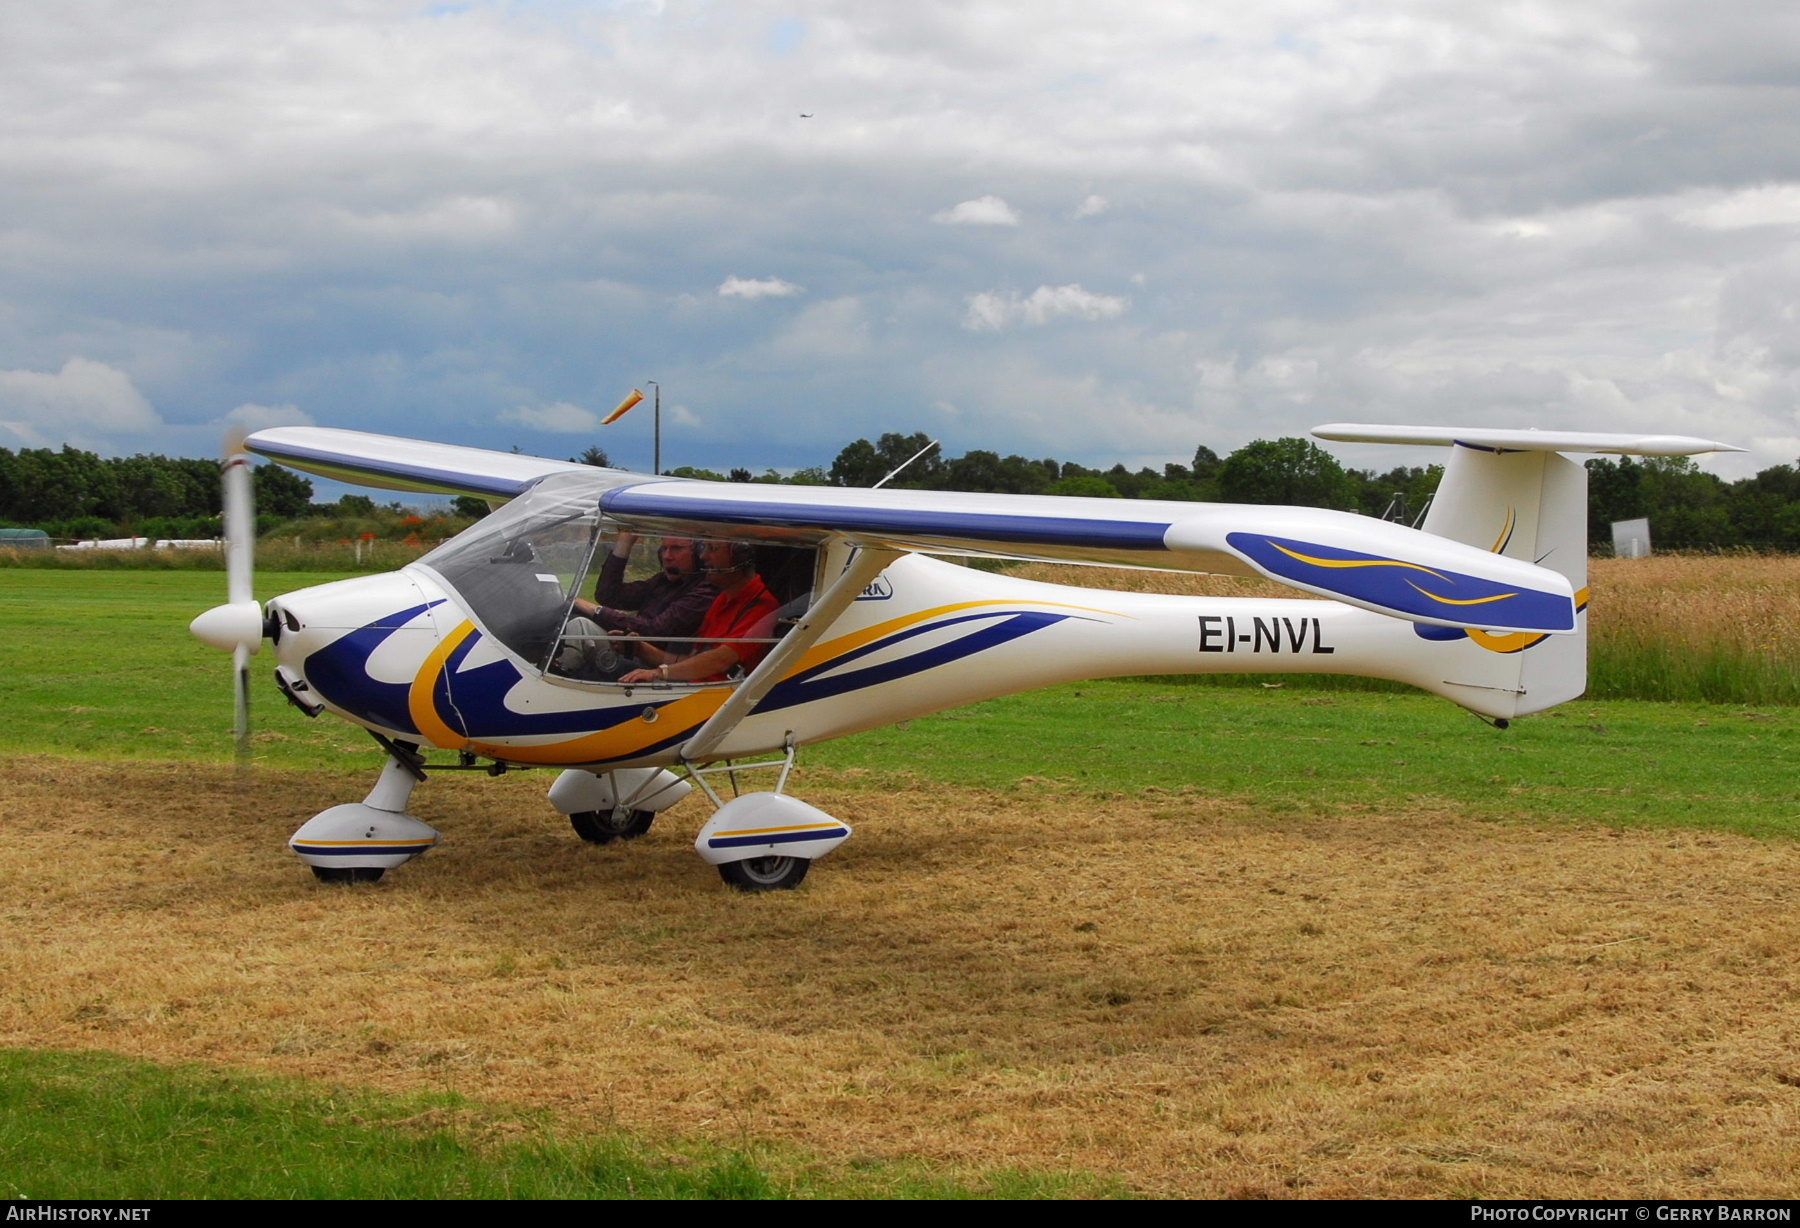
188, 422, 1739, 890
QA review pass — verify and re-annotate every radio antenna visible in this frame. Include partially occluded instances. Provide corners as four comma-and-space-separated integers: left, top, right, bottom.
872, 438, 940, 489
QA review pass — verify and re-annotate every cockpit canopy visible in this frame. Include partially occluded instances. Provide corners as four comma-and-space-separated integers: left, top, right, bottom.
414, 471, 819, 682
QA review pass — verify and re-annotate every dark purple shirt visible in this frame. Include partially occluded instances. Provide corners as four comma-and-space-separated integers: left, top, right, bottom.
593, 552, 716, 644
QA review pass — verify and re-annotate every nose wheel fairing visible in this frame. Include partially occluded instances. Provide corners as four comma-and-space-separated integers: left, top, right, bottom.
288, 756, 438, 881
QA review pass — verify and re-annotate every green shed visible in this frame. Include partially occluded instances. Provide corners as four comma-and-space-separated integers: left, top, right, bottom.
0, 528, 51, 549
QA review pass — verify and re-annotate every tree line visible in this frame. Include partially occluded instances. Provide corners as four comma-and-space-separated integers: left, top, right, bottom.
5, 434, 1798, 551
0, 446, 318, 540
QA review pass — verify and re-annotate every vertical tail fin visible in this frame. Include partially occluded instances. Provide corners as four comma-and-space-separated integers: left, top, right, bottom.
1313, 425, 1742, 718
1422, 447, 1588, 715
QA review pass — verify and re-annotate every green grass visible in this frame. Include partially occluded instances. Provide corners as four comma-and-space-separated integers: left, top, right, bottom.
0, 1050, 1112, 1199
807, 682, 1800, 839
4, 569, 1798, 837
0, 569, 378, 767
1589, 636, 1800, 706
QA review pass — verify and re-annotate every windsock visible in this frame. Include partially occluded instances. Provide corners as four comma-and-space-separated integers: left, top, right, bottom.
602, 389, 644, 425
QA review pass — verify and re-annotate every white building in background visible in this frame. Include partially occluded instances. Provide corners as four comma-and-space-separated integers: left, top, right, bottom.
1611, 518, 1651, 558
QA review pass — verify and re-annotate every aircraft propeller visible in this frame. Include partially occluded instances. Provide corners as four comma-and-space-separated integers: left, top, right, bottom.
187, 428, 264, 764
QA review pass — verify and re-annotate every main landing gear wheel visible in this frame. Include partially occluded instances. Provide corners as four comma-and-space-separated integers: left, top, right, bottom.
310, 865, 385, 884
718, 855, 810, 892
569, 807, 657, 844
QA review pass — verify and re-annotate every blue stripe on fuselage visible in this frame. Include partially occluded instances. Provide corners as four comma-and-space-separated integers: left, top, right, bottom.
755, 610, 1075, 712
437, 629, 683, 738
301, 600, 444, 734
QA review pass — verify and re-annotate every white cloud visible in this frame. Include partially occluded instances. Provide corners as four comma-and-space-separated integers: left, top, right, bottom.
1680, 186, 1800, 231
718, 275, 804, 299
1074, 194, 1109, 218
0, 358, 160, 445
499, 401, 601, 432
932, 196, 1021, 226
222, 402, 313, 430
332, 196, 518, 244
963, 285, 1129, 332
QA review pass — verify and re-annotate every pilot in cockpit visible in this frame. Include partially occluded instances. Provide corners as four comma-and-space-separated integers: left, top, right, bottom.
555, 531, 716, 680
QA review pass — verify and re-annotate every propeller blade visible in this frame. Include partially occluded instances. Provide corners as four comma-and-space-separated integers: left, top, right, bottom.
233, 642, 251, 766
223, 428, 256, 767
223, 427, 254, 608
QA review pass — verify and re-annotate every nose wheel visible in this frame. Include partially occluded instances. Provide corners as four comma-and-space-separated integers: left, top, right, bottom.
718, 855, 809, 892
569, 807, 656, 844
311, 866, 386, 884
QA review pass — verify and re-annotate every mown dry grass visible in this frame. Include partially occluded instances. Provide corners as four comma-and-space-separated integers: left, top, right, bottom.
5, 758, 1798, 1198
1011, 556, 1800, 704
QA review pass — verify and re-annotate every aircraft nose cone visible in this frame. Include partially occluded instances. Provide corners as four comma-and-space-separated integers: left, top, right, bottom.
189, 600, 265, 653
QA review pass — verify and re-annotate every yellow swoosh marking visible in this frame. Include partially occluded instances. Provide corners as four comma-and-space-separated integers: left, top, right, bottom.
1466, 629, 1545, 653
292, 839, 437, 848
467, 688, 731, 765
1268, 541, 1449, 581
1403, 579, 1517, 606
791, 598, 1122, 676
409, 620, 477, 750
714, 823, 844, 837
1489, 508, 1516, 554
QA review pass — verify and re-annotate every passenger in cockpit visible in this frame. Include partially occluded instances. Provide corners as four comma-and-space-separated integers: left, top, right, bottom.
618, 540, 780, 685
556, 532, 716, 680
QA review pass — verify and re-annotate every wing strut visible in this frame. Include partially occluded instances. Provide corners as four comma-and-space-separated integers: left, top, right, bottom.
680, 544, 901, 763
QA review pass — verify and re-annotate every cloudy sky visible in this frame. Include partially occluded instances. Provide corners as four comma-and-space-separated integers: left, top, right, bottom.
2, 0, 1797, 481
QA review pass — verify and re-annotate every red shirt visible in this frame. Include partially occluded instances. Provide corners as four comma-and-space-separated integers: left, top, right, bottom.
694, 574, 780, 680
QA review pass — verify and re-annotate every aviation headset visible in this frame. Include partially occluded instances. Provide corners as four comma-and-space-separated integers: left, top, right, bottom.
701, 539, 757, 571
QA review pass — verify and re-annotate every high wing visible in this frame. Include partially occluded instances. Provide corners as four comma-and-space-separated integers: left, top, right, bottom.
247, 425, 1576, 635
247, 426, 594, 499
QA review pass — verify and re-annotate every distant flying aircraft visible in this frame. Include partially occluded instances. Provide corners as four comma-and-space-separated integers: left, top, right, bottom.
189, 422, 1739, 890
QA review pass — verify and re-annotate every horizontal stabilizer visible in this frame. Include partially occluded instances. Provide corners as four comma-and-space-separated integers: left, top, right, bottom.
1312, 423, 1743, 456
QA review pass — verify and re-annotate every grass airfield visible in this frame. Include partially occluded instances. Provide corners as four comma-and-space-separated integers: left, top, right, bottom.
3, 569, 1800, 1198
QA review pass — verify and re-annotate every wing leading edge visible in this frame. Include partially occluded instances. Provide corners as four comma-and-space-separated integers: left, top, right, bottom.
246, 427, 596, 499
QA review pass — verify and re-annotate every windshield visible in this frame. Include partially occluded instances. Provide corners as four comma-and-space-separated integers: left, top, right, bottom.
416, 471, 613, 668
